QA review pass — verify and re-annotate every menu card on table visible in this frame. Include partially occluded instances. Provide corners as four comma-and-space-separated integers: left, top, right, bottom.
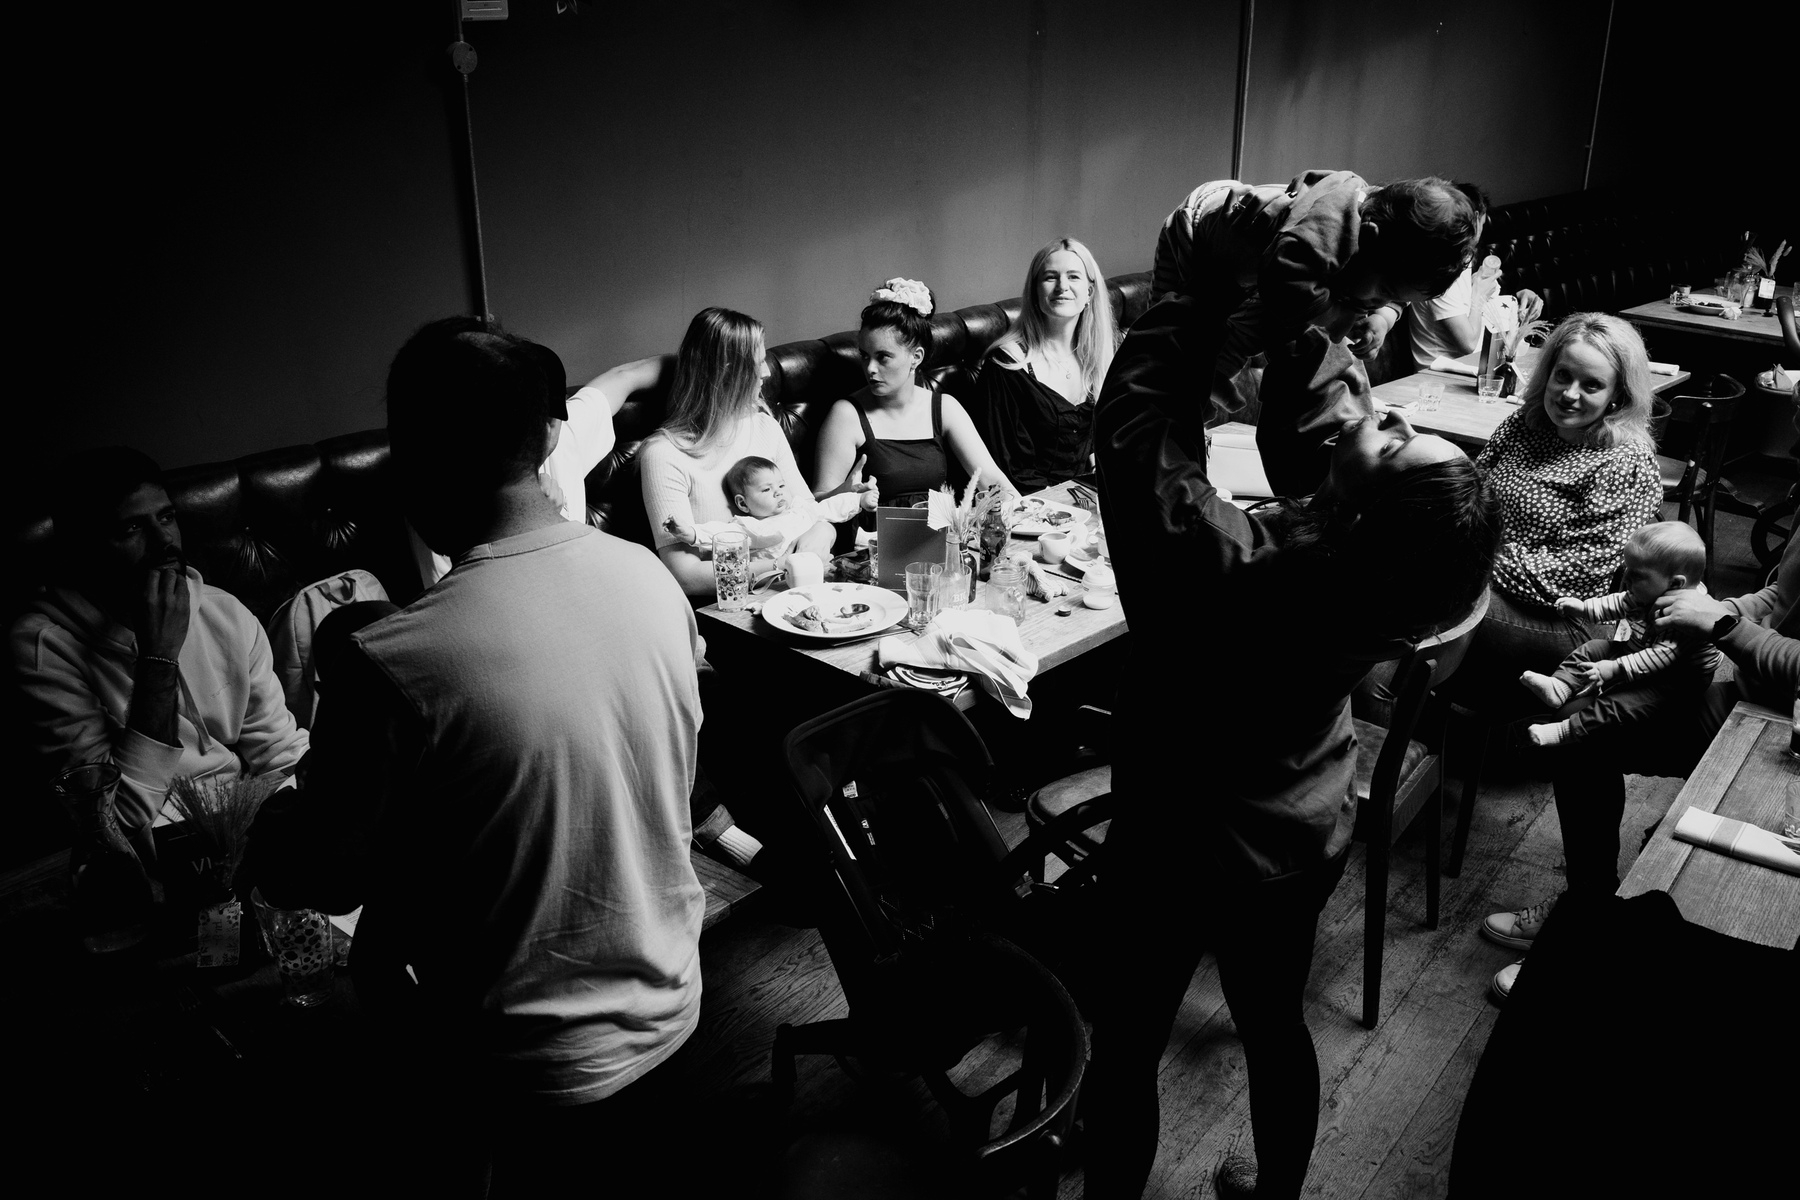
874, 507, 946, 592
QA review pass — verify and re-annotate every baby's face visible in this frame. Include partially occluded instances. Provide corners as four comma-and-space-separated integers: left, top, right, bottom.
737, 470, 789, 518
1622, 549, 1677, 607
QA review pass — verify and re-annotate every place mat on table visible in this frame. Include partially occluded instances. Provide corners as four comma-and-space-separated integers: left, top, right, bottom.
1672, 806, 1800, 877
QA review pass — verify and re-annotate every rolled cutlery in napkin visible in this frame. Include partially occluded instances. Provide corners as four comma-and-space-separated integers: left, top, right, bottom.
879, 608, 1038, 717
1672, 806, 1800, 876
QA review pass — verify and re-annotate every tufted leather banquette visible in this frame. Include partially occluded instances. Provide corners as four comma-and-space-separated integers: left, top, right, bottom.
11, 272, 1156, 627
1475, 186, 1740, 324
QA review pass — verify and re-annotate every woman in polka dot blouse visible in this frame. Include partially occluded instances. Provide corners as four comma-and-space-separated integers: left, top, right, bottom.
1459, 312, 1663, 705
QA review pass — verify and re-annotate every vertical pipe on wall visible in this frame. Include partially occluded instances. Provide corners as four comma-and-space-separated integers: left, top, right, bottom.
1582, 0, 1615, 191
1231, 0, 1255, 179
448, 3, 492, 323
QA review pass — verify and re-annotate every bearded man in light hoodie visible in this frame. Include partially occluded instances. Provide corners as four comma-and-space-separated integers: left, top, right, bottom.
12, 447, 308, 861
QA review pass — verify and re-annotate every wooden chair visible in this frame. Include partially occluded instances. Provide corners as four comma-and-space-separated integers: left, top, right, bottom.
1354, 594, 1486, 1029
771, 690, 1087, 1200
1652, 374, 1745, 580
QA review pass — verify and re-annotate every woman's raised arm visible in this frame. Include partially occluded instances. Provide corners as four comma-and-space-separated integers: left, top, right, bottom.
813, 399, 867, 499
941, 394, 1019, 497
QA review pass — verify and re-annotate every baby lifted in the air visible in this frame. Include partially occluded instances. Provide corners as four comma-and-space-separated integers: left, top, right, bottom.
1519, 521, 1720, 746
662, 455, 876, 563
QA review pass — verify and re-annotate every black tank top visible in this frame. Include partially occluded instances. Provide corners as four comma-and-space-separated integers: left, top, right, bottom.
855, 388, 948, 510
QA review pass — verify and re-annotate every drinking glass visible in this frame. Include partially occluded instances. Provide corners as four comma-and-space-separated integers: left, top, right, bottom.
984, 560, 1029, 623
905, 561, 942, 630
1476, 375, 1504, 402
1416, 379, 1444, 412
711, 528, 750, 612
251, 888, 335, 1007
53, 761, 153, 953
1781, 780, 1800, 841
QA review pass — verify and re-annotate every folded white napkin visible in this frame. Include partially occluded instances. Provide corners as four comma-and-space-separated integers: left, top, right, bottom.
1673, 806, 1800, 877
878, 608, 1039, 718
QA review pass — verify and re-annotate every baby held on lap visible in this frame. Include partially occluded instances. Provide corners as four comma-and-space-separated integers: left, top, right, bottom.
1518, 521, 1720, 747
662, 455, 874, 572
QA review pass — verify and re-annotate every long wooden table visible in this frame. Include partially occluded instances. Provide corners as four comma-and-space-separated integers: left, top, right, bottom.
1617, 701, 1800, 949
1372, 364, 1695, 451
696, 482, 1127, 711
1623, 287, 1792, 348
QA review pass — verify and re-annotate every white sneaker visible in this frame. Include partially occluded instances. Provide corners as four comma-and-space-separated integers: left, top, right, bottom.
1480, 893, 1559, 951
1490, 959, 1523, 1004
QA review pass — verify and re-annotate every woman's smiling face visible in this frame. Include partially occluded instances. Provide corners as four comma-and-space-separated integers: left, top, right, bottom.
1540, 339, 1618, 442
1036, 248, 1092, 322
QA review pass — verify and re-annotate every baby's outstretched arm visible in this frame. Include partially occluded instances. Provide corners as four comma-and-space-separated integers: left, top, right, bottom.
662, 515, 700, 545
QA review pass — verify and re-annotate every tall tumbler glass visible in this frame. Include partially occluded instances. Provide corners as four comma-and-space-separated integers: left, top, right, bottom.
905, 561, 942, 630
251, 888, 335, 1007
52, 762, 154, 953
712, 528, 751, 612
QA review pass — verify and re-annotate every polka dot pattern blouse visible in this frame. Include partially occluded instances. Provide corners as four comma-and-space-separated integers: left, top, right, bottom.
1475, 409, 1662, 607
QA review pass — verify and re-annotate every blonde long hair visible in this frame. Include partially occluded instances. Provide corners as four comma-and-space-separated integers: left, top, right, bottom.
1519, 312, 1656, 452
990, 237, 1118, 396
659, 307, 767, 456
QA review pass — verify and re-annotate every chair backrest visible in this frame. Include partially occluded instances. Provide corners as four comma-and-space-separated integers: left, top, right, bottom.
1367, 589, 1489, 803
1658, 374, 1745, 475
783, 689, 1007, 979
1777, 295, 1800, 368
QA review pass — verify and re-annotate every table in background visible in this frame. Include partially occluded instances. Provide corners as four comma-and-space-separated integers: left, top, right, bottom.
1617, 701, 1800, 949
696, 481, 1127, 712
1372, 366, 1695, 451
1623, 287, 1793, 348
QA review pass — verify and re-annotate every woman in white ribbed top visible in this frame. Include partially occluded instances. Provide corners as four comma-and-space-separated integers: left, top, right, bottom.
640, 307, 843, 598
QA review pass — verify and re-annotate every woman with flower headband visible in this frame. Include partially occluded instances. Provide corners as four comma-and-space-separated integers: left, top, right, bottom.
974, 238, 1119, 492
814, 278, 1018, 514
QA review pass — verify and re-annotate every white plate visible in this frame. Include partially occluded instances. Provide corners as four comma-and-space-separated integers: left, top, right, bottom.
1007, 498, 1092, 537
760, 583, 908, 640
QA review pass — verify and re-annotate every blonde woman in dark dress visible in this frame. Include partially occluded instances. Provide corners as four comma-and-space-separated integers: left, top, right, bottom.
975, 237, 1119, 491
814, 278, 1017, 512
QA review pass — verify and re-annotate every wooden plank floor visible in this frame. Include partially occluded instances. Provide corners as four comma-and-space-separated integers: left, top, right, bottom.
671, 502, 1764, 1198
675, 747, 1686, 1199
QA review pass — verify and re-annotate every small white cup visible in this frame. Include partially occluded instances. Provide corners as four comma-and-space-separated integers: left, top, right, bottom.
785, 551, 824, 589
1038, 532, 1071, 564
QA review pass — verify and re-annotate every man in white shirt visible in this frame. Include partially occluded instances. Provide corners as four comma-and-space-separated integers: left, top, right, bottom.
1406, 182, 1542, 370
253, 318, 708, 1194
12, 448, 308, 857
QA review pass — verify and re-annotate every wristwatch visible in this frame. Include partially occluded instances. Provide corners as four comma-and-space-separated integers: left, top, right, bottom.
1710, 612, 1739, 642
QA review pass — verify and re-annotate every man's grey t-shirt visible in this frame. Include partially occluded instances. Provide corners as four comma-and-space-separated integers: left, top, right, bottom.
356, 521, 705, 1105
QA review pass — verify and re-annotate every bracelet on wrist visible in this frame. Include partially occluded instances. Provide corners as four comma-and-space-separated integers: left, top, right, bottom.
138, 654, 181, 670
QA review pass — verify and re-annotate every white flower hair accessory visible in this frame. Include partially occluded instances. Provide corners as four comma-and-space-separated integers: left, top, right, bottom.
870, 277, 933, 316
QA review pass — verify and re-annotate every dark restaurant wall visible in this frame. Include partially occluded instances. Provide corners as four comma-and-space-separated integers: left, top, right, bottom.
1240, 0, 1612, 204
21, 0, 1760, 474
